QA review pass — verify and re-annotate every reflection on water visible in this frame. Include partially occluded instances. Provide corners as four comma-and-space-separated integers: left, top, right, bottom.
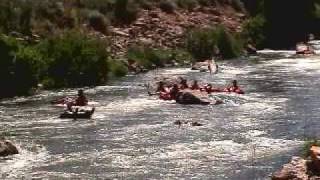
1, 54, 320, 179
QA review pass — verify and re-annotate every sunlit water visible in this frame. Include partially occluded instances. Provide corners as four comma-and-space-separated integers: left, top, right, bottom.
1, 53, 320, 179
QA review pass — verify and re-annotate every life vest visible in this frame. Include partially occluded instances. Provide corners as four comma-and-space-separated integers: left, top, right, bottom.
75, 96, 88, 106
224, 87, 244, 94
159, 93, 173, 101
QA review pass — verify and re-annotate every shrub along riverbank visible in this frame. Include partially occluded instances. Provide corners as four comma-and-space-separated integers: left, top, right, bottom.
0, 25, 245, 98
0, 30, 119, 98
0, 0, 249, 98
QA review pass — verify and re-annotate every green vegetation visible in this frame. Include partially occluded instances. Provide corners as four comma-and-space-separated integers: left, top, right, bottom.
159, 0, 177, 14
88, 11, 109, 34
242, 15, 265, 49
128, 45, 193, 69
0, 0, 258, 98
0, 30, 127, 97
0, 0, 247, 36
242, 0, 320, 48
114, 0, 139, 25
176, 0, 198, 10
38, 30, 111, 88
109, 60, 128, 77
186, 26, 243, 61
0, 35, 43, 97
303, 140, 320, 157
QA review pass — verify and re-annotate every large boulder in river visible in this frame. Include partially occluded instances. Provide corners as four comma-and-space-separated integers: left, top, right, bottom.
176, 90, 211, 105
272, 157, 308, 180
0, 140, 19, 157
272, 146, 320, 180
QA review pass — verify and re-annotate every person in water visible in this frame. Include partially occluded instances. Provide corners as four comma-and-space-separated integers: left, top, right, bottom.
207, 60, 213, 74
156, 81, 167, 93
190, 80, 200, 90
225, 80, 244, 94
245, 39, 257, 55
180, 79, 189, 90
169, 84, 180, 100
67, 89, 88, 111
75, 89, 88, 106
204, 84, 221, 94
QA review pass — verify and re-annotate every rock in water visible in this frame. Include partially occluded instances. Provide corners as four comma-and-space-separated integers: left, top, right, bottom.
176, 90, 211, 105
309, 146, 320, 175
272, 157, 308, 180
0, 140, 19, 157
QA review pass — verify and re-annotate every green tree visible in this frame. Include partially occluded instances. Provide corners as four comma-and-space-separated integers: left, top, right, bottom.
38, 30, 110, 88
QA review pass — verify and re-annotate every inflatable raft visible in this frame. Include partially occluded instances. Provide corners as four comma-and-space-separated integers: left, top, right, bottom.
60, 108, 95, 119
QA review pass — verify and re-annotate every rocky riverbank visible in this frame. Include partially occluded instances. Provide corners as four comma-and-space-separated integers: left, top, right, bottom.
272, 146, 320, 180
107, 6, 245, 57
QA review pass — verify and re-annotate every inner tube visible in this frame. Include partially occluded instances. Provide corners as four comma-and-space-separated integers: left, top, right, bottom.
60, 108, 95, 119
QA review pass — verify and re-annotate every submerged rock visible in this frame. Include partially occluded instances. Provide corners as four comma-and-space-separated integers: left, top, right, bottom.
176, 90, 211, 105
0, 140, 19, 157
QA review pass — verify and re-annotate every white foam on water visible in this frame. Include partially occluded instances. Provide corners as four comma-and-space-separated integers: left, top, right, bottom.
100, 97, 171, 114
0, 145, 48, 179
160, 68, 194, 75
262, 57, 320, 74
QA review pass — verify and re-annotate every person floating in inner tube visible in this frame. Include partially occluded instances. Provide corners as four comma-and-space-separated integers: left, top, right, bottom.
203, 84, 221, 94
245, 39, 257, 55
169, 84, 180, 100
67, 89, 88, 111
224, 80, 244, 94
75, 89, 88, 106
190, 80, 201, 90
156, 81, 167, 93
179, 79, 189, 90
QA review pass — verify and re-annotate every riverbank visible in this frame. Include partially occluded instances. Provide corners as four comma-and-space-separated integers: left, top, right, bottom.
272, 144, 320, 179
0, 0, 247, 99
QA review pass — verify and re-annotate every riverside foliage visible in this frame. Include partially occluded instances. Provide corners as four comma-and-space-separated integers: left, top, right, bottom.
1, 0, 319, 98
0, 31, 121, 97
186, 26, 243, 60
241, 0, 320, 48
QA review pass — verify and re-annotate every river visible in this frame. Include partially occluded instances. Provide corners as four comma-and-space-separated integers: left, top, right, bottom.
1, 52, 320, 179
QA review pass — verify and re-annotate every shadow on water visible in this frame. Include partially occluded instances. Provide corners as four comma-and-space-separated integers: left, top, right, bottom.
1, 54, 320, 179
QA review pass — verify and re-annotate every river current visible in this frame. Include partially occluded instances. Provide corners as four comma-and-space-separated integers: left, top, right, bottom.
1, 52, 320, 179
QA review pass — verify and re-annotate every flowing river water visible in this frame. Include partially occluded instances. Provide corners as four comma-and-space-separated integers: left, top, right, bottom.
1, 52, 320, 179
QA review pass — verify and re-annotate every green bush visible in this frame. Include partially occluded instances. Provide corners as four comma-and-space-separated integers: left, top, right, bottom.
186, 27, 218, 61
198, 0, 214, 6
79, 0, 115, 15
159, 0, 177, 14
110, 60, 128, 77
38, 30, 110, 88
128, 45, 182, 69
302, 140, 320, 157
0, 35, 43, 97
136, 0, 154, 10
88, 11, 109, 34
186, 26, 243, 60
242, 15, 266, 49
230, 0, 246, 12
176, 0, 198, 10
170, 49, 194, 64
114, 0, 139, 25
215, 26, 242, 59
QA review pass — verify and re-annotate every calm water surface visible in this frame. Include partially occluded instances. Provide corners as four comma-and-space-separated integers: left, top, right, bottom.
1, 53, 320, 179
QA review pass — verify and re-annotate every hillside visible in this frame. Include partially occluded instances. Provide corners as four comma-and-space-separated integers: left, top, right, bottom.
0, 0, 248, 97
0, 0, 246, 56
108, 5, 245, 56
